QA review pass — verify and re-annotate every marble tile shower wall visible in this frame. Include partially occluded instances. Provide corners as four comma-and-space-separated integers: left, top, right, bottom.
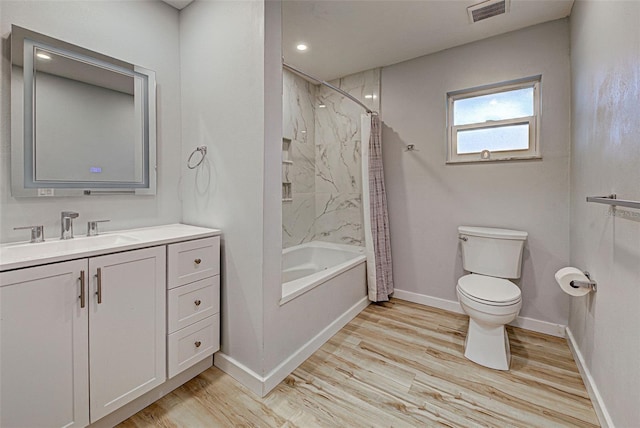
282, 70, 317, 248
282, 69, 381, 248
314, 69, 380, 246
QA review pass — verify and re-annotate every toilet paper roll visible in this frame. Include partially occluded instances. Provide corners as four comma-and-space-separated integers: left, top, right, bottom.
555, 267, 592, 297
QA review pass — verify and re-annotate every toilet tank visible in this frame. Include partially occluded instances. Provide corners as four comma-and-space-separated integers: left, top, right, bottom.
458, 226, 528, 279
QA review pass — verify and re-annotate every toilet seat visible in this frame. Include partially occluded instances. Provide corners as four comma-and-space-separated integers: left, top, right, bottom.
457, 274, 521, 306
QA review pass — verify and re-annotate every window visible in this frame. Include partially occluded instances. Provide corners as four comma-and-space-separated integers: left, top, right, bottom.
447, 77, 541, 163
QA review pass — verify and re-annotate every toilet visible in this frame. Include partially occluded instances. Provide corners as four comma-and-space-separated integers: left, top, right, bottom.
456, 226, 528, 370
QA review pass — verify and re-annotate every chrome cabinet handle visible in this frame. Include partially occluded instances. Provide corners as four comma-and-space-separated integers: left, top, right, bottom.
194, 258, 202, 265
95, 267, 102, 304
79, 270, 86, 308
194, 341, 202, 348
194, 299, 202, 307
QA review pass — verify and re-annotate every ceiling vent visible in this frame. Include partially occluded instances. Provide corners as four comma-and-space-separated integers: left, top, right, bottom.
467, 0, 510, 23
161, 0, 194, 10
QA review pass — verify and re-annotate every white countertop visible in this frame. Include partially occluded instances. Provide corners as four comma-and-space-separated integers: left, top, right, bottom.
0, 223, 221, 272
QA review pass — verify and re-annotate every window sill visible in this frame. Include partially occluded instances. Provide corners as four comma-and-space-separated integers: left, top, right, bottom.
446, 155, 542, 165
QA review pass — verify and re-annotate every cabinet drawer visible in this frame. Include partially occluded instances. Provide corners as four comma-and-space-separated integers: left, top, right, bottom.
168, 276, 220, 334
168, 315, 219, 379
168, 236, 220, 289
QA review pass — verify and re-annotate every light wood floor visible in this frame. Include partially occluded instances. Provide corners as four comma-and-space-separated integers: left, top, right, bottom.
119, 299, 599, 427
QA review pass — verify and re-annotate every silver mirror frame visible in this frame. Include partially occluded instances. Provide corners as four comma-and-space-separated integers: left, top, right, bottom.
10, 25, 157, 197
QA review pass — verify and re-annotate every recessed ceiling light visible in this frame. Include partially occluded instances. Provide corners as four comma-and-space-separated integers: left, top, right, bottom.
318, 104, 326, 108
296, 44, 308, 51
36, 52, 52, 60
364, 94, 377, 99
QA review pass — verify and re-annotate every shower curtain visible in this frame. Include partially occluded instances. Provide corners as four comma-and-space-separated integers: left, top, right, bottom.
361, 114, 394, 302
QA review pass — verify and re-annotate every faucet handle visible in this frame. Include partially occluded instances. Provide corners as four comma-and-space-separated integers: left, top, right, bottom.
87, 220, 110, 236
14, 225, 45, 243
62, 211, 79, 219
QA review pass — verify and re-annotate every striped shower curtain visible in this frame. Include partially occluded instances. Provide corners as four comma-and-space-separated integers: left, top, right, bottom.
361, 114, 394, 302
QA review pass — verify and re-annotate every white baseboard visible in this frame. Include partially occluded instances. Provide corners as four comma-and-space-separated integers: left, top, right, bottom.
392, 288, 566, 337
510, 314, 565, 337
215, 296, 370, 397
392, 289, 464, 314
262, 296, 370, 394
214, 352, 264, 397
566, 327, 614, 428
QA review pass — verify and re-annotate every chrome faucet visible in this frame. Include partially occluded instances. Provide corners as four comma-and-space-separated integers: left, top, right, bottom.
60, 211, 79, 240
87, 219, 110, 236
14, 225, 45, 243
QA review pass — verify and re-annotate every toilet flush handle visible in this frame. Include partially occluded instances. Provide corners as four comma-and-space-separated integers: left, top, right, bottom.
459, 236, 468, 242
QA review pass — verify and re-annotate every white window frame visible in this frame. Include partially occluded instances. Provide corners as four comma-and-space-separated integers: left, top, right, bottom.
446, 76, 541, 164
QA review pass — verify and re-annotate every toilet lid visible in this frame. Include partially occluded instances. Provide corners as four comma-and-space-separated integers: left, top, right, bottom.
457, 274, 521, 304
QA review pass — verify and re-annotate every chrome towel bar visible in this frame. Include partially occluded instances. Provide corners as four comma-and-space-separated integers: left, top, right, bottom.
586, 194, 640, 210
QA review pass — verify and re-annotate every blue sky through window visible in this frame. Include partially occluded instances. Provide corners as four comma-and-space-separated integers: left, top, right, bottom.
454, 87, 533, 126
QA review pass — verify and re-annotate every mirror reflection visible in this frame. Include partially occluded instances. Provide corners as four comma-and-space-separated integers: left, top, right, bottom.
33, 46, 143, 183
11, 25, 156, 196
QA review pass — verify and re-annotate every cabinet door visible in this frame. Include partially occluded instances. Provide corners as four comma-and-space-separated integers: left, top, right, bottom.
88, 246, 166, 422
0, 260, 89, 428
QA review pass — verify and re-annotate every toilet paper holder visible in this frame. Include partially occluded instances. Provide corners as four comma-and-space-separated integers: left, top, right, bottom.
570, 271, 597, 292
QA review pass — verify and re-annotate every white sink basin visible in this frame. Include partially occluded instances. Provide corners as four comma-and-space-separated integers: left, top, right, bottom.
0, 223, 221, 271
0, 234, 140, 261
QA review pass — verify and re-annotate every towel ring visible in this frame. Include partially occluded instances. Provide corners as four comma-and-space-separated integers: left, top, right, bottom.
187, 146, 207, 169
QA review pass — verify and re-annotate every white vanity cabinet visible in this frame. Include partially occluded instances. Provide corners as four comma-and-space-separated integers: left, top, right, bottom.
0, 246, 165, 426
167, 236, 220, 378
0, 260, 90, 428
0, 224, 221, 428
88, 247, 166, 421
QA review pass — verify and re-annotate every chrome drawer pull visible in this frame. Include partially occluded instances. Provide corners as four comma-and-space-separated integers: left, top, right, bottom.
95, 267, 102, 304
195, 341, 202, 348
194, 299, 202, 306
194, 258, 202, 265
79, 270, 86, 308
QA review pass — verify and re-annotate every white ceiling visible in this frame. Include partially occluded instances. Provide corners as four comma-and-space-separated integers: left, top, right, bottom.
283, 0, 574, 82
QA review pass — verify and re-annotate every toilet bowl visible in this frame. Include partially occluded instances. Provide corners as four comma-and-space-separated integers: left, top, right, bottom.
457, 274, 521, 370
456, 226, 527, 371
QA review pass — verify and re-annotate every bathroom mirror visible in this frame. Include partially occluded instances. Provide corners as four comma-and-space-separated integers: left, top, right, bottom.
10, 25, 156, 197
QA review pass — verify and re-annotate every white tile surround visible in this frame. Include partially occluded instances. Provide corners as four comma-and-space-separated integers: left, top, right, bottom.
282, 68, 380, 248
282, 71, 317, 248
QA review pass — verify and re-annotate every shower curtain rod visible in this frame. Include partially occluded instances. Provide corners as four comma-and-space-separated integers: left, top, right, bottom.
283, 62, 378, 115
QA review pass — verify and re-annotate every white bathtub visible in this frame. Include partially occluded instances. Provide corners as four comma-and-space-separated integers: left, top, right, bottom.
281, 241, 366, 304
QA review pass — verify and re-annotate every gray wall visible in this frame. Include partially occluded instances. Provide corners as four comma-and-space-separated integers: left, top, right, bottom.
381, 19, 572, 326
179, 0, 266, 376
0, 1, 182, 241
569, 1, 640, 426
189, 0, 368, 392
